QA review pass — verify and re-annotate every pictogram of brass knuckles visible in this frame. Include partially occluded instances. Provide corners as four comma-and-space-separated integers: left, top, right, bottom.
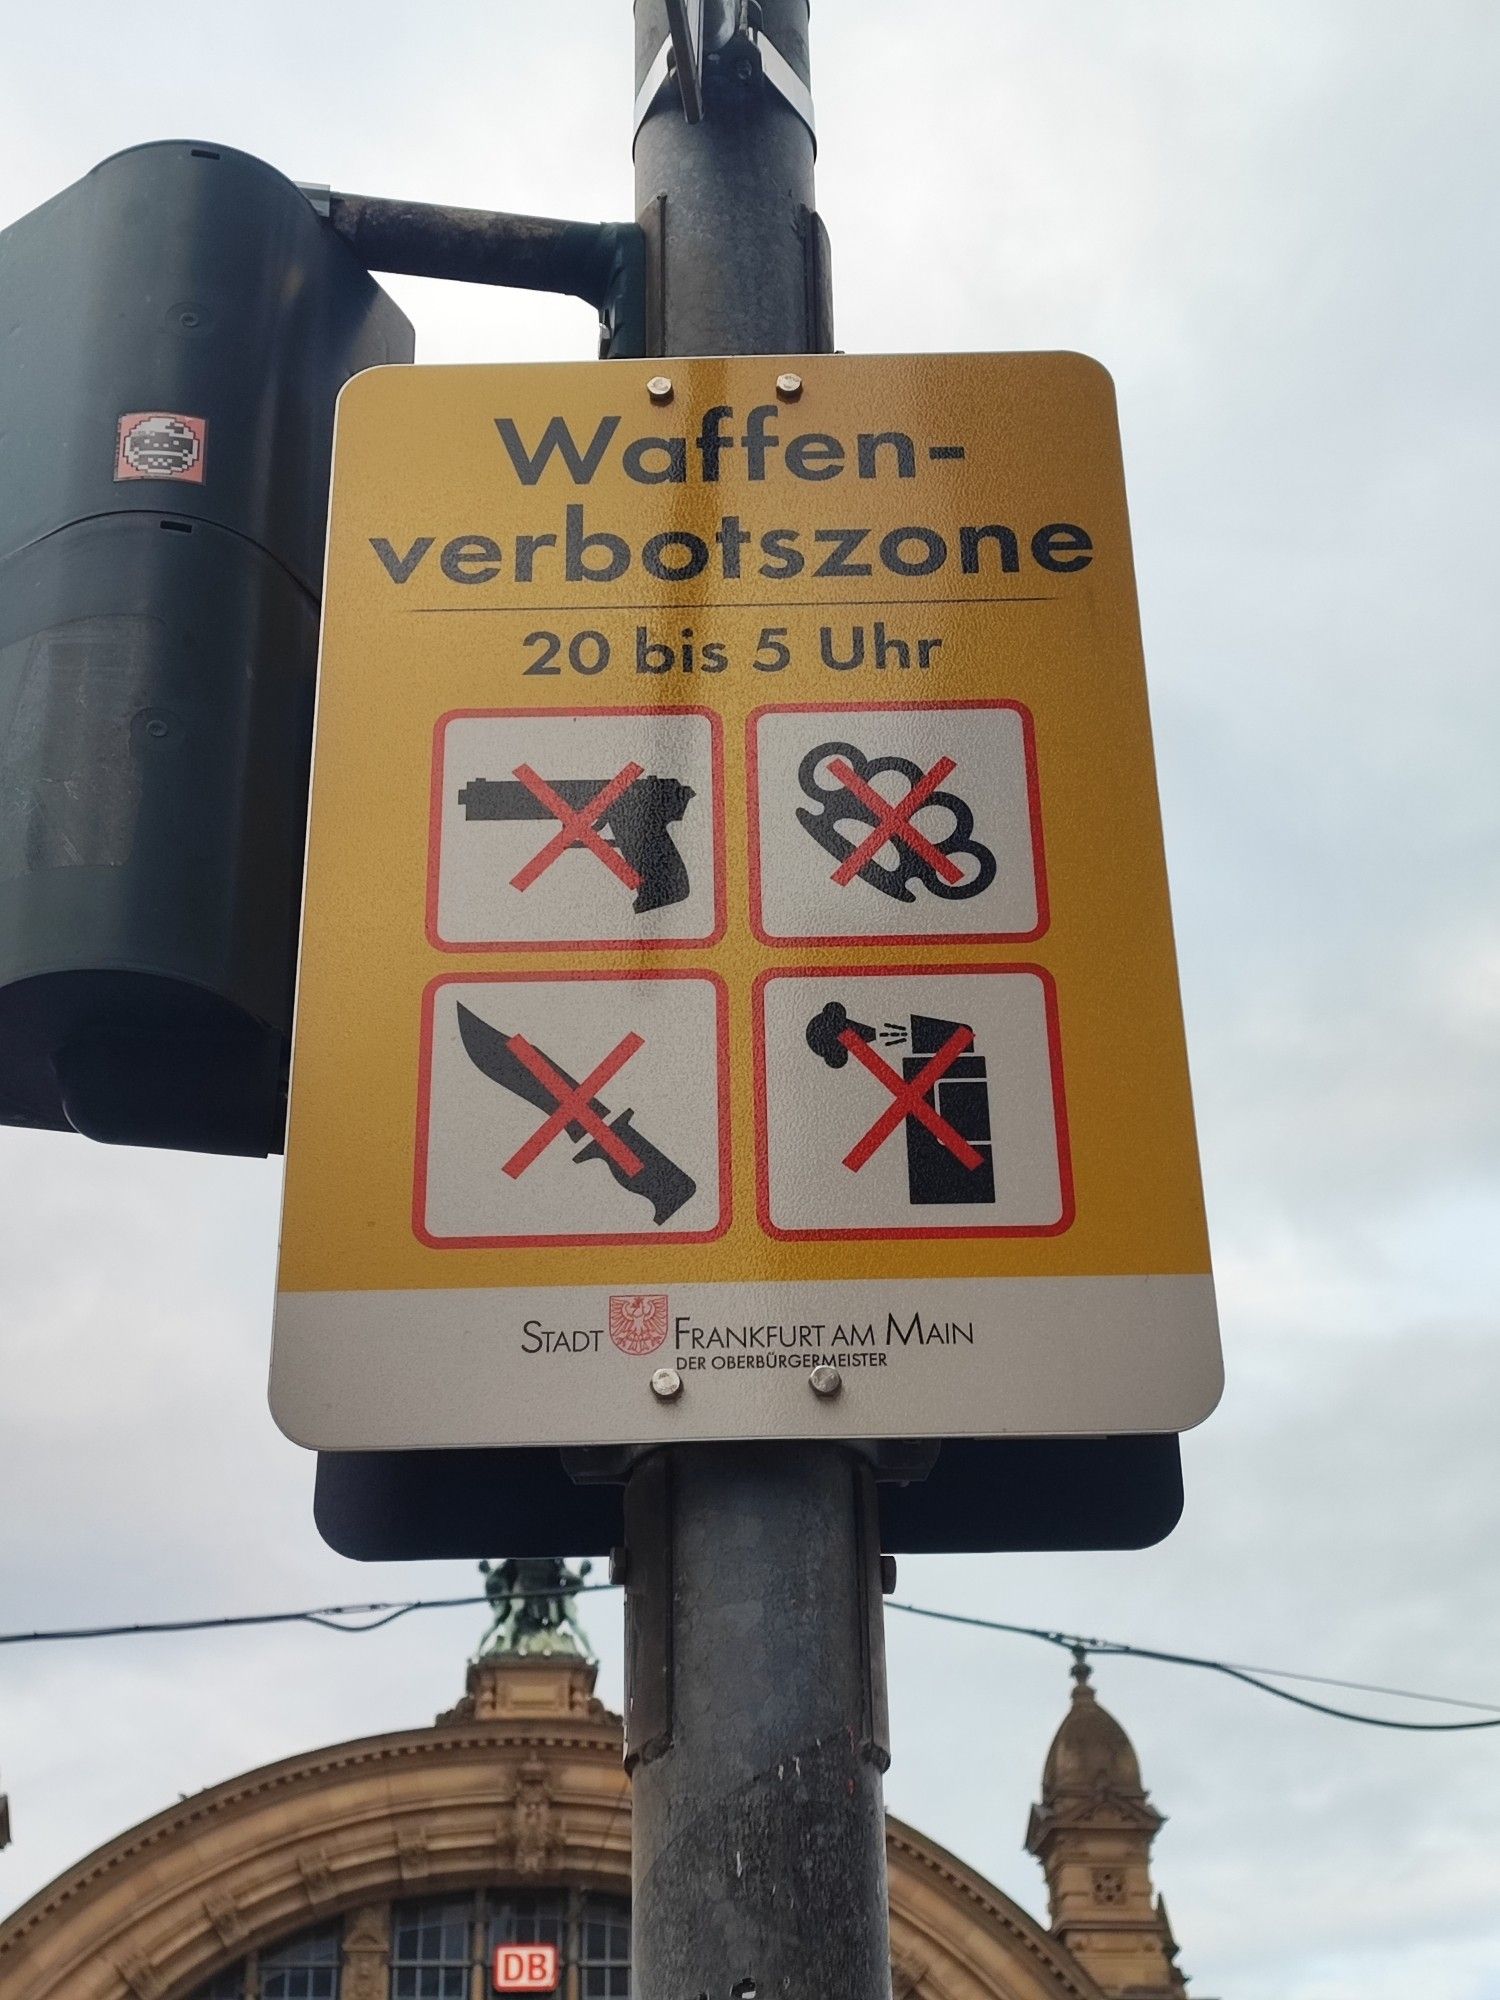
794, 741, 997, 902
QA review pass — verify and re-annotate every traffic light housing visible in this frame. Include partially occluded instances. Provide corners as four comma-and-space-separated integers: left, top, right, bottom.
0, 141, 413, 1154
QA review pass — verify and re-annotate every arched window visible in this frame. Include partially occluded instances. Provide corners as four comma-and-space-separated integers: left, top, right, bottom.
191, 1923, 342, 2000
194, 1894, 631, 2000
389, 1898, 471, 2000
574, 1900, 630, 2000
261, 1928, 342, 2000
392, 1892, 631, 2000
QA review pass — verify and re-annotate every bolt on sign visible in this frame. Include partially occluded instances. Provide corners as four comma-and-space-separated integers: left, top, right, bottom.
270, 354, 1221, 1451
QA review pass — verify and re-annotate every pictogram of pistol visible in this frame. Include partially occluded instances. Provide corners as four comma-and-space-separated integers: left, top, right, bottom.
458, 773, 694, 912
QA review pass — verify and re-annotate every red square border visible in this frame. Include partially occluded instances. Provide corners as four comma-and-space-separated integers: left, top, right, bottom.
746, 699, 1050, 947
752, 961, 1075, 1242
414, 968, 733, 1249
426, 706, 727, 952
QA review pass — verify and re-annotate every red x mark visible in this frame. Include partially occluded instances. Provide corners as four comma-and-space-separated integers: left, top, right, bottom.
825, 756, 965, 888
837, 1025, 985, 1174
509, 762, 645, 894
501, 1031, 645, 1181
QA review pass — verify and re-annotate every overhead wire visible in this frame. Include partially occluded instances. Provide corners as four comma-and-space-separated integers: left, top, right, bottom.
1, 1584, 1497, 1731
0, 1585, 611, 1647
884, 1601, 1500, 1732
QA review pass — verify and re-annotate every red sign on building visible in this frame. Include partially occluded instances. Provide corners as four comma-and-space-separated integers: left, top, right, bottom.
493, 1943, 559, 1993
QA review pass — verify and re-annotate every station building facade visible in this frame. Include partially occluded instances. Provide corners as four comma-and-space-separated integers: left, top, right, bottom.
0, 1639, 1192, 2000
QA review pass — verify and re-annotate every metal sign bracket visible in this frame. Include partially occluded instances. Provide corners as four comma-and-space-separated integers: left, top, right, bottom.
635, 8, 816, 152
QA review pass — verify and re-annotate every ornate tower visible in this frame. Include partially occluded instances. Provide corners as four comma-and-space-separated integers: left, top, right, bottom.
1025, 1655, 1188, 1998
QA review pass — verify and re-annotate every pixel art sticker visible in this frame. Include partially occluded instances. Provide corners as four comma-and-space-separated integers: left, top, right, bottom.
115, 412, 207, 484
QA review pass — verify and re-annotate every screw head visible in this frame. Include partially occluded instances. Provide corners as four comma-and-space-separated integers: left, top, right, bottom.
775, 371, 803, 400
880, 1554, 898, 1595
646, 375, 674, 404
809, 1364, 841, 1397
650, 1366, 683, 1400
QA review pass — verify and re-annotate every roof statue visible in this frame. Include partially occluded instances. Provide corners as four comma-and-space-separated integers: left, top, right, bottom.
475, 1556, 595, 1661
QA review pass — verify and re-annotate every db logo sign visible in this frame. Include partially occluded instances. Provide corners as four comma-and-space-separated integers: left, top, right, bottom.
609, 1292, 669, 1355
493, 1943, 559, 1992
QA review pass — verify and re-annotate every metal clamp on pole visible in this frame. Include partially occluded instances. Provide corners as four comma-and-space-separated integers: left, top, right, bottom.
634, 0, 816, 151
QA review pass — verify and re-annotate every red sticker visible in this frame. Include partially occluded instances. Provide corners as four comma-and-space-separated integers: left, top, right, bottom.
115, 411, 207, 484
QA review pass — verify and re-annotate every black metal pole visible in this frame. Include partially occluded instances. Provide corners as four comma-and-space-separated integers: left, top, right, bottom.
631, 0, 830, 354
624, 9, 894, 1997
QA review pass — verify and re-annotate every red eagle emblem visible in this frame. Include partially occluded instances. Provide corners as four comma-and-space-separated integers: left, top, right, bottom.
608, 1293, 669, 1355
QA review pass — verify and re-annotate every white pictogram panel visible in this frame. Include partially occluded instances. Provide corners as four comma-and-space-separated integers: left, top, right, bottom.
430, 708, 722, 948
756, 966, 1071, 1239
418, 973, 728, 1245
749, 702, 1045, 943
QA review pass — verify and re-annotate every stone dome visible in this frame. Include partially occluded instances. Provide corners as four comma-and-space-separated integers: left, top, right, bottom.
1040, 1658, 1145, 1802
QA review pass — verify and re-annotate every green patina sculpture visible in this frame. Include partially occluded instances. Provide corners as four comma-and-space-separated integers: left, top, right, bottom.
475, 1556, 595, 1660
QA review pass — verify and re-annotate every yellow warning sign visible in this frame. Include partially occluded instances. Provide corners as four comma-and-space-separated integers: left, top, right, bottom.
270, 352, 1220, 1449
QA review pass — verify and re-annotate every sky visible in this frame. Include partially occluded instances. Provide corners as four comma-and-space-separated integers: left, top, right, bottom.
2, 4, 1499, 1997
